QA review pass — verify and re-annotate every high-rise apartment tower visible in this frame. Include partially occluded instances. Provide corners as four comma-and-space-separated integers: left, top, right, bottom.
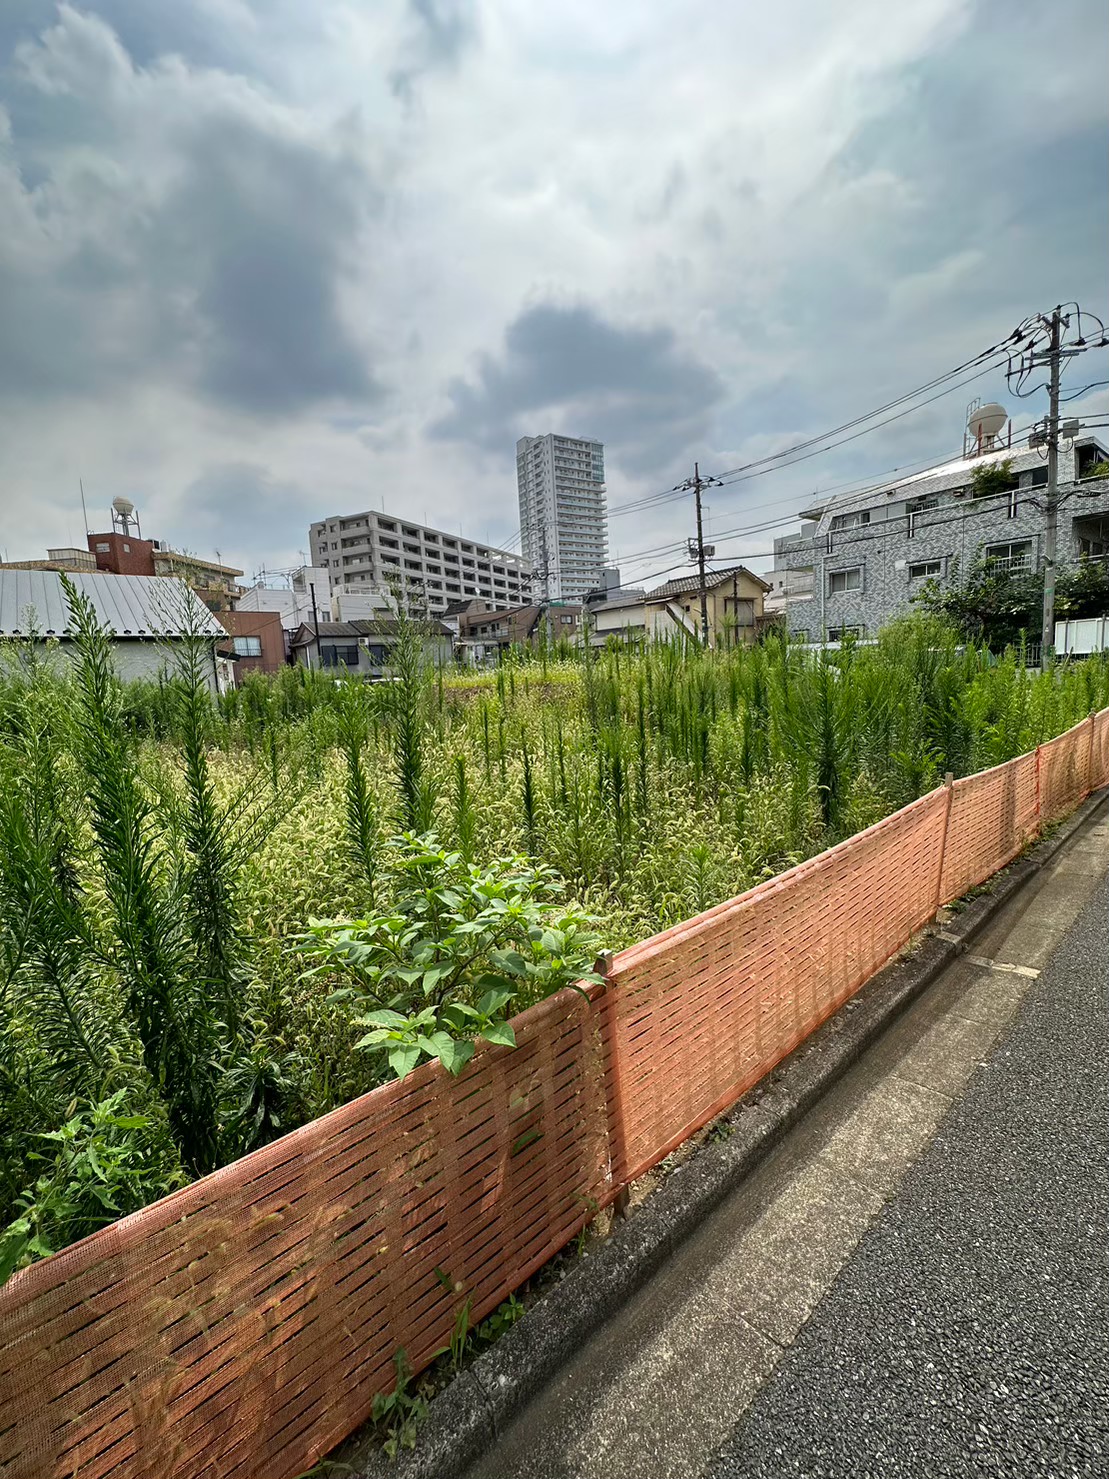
516, 434, 607, 599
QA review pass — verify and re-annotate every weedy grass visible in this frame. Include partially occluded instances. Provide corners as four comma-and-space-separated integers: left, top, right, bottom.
2, 607, 1107, 1277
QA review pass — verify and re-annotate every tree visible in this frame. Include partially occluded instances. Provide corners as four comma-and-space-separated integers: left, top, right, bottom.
914, 557, 1109, 648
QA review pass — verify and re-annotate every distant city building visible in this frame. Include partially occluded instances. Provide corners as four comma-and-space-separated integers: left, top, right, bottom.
237, 566, 334, 630
82, 498, 243, 611
516, 434, 607, 599
309, 511, 531, 617
771, 424, 1109, 643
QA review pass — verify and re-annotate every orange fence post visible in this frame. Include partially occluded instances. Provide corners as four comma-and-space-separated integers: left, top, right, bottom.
1087, 712, 1097, 798
933, 772, 955, 915
596, 949, 631, 1218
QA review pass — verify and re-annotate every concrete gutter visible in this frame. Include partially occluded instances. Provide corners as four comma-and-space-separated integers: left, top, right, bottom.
336, 785, 1109, 1479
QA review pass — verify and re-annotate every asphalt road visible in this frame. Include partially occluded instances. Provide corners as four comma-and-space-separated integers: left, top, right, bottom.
702, 867, 1109, 1479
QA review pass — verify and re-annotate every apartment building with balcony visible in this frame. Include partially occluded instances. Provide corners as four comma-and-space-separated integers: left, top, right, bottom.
516, 434, 607, 599
772, 433, 1109, 642
308, 511, 532, 617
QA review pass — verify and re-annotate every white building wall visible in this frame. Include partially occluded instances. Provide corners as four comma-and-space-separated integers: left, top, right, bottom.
516, 434, 607, 599
33, 639, 221, 691
238, 566, 333, 630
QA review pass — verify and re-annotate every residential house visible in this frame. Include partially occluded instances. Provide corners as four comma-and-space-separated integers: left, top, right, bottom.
644, 566, 770, 646
584, 588, 649, 646
455, 601, 584, 663
215, 609, 287, 678
0, 571, 227, 690
289, 619, 453, 677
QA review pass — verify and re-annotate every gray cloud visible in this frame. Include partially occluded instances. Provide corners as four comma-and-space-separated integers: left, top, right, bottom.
390, 0, 477, 101
170, 462, 313, 568
0, 4, 380, 416
432, 303, 726, 474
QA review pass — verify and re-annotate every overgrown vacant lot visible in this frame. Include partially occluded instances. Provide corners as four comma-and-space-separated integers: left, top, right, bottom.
2, 599, 1107, 1279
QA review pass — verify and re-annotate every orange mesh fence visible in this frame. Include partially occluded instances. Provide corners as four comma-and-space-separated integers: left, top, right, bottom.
0, 987, 609, 1479
1039, 717, 1094, 825
601, 789, 948, 1183
1, 708, 1106, 1479
938, 752, 1039, 906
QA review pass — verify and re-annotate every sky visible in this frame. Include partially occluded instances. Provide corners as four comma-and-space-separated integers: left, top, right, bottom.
0, 1, 1106, 586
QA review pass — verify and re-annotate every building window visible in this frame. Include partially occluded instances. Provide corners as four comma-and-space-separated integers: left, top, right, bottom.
828, 567, 862, 594
983, 541, 1032, 573
828, 625, 863, 642
908, 560, 943, 579
96, 542, 110, 552
830, 509, 870, 532
560, 614, 574, 625
232, 635, 263, 657
320, 644, 359, 668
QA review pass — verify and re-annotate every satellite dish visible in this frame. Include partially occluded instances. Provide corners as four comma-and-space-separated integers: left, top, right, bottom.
967, 403, 1008, 443
112, 496, 135, 517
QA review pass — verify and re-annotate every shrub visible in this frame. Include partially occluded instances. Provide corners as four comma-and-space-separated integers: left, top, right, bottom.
296, 834, 604, 1079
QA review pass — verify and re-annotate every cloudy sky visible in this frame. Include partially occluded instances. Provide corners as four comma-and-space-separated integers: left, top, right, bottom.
1, 1, 1106, 584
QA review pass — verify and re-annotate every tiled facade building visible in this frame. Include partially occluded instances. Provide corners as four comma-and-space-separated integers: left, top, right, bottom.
772, 436, 1109, 641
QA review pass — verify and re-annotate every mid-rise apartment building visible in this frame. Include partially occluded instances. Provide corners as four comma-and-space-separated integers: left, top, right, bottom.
516, 434, 607, 599
772, 432, 1109, 642
308, 512, 532, 617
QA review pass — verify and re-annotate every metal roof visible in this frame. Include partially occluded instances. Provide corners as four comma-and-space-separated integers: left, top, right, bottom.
0, 571, 224, 639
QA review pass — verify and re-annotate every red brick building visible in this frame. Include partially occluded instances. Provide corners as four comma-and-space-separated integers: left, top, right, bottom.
86, 533, 243, 611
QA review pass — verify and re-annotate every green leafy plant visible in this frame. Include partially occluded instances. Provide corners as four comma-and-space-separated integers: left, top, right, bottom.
371, 1349, 428, 1459
0, 1092, 183, 1284
297, 835, 604, 1079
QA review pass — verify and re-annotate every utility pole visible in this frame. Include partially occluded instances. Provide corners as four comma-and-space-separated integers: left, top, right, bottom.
1006, 301, 1109, 659
309, 580, 321, 668
692, 462, 710, 646
675, 461, 721, 647
1041, 309, 1062, 662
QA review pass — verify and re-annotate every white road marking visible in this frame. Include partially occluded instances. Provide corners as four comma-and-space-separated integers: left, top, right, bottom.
963, 953, 1040, 979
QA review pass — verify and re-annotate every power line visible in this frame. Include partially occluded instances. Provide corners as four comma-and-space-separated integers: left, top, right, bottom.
614, 406, 1104, 571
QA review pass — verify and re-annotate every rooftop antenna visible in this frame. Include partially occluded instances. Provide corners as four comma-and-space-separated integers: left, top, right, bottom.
79, 478, 90, 536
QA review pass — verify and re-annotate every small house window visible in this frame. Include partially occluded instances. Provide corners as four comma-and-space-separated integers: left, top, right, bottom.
320, 644, 360, 668
96, 542, 110, 552
908, 560, 943, 579
232, 636, 263, 657
828, 625, 863, 641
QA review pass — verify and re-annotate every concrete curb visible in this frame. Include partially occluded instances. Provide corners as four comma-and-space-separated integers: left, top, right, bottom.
337, 785, 1109, 1479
